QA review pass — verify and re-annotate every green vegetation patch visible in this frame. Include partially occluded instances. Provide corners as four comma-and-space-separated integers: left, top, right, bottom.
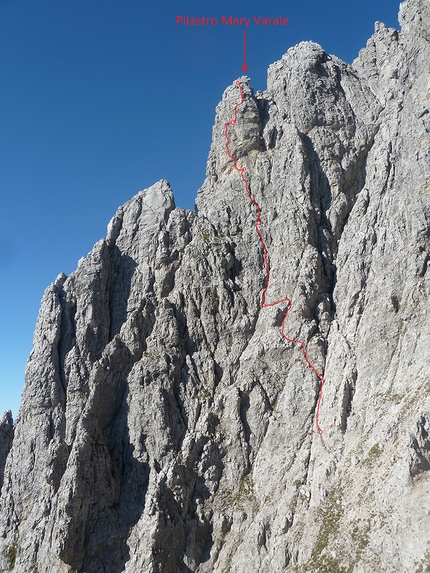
362, 443, 384, 467
201, 230, 210, 243
292, 484, 353, 573
2, 536, 18, 571
414, 546, 430, 573
312, 487, 345, 559
227, 472, 259, 513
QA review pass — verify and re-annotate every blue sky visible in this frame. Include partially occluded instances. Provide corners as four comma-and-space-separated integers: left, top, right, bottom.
0, 0, 401, 418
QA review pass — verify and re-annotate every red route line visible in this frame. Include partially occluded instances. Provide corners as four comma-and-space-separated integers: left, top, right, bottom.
225, 79, 325, 435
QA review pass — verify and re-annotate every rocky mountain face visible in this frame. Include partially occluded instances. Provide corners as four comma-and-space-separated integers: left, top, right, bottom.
1, 0, 430, 571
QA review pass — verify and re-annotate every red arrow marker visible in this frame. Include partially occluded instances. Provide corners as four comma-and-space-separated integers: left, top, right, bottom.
242, 30, 248, 73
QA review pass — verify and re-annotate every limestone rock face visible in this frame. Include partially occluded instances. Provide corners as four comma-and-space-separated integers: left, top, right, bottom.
0, 412, 13, 494
1, 0, 430, 571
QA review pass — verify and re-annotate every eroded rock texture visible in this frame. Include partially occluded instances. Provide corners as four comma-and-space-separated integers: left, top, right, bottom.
1, 0, 429, 571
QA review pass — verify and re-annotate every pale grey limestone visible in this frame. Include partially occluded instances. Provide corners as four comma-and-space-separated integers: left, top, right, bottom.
0, 0, 430, 571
